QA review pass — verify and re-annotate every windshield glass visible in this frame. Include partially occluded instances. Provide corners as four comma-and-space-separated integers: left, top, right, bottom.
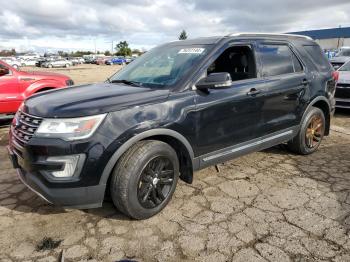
109, 45, 211, 88
339, 61, 350, 71
336, 49, 350, 57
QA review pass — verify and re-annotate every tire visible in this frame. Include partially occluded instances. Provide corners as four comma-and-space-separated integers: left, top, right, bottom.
287, 106, 325, 155
110, 140, 179, 219
65, 64, 70, 68
12, 64, 19, 70
48, 64, 53, 68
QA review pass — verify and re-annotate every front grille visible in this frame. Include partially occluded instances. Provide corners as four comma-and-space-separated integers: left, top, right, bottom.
11, 111, 42, 146
337, 83, 350, 88
335, 87, 350, 99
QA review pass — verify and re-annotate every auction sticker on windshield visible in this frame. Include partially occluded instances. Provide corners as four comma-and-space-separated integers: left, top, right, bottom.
178, 48, 205, 54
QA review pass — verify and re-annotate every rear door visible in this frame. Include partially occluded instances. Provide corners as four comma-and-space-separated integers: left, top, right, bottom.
256, 42, 308, 135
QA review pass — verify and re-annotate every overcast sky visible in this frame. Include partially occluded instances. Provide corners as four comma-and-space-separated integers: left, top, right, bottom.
1, 0, 350, 53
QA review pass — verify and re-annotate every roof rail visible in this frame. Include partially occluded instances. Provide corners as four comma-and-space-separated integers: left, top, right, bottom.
226, 32, 313, 40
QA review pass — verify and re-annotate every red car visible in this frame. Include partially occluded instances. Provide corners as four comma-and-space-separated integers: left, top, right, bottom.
0, 60, 74, 118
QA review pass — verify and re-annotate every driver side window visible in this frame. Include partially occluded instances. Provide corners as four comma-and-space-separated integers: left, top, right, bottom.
0, 64, 10, 76
207, 45, 257, 82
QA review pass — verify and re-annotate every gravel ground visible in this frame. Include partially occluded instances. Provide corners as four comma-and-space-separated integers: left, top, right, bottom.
0, 65, 349, 261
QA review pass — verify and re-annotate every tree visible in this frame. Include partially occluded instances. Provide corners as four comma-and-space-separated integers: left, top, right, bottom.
115, 41, 132, 56
178, 30, 188, 40
104, 50, 111, 56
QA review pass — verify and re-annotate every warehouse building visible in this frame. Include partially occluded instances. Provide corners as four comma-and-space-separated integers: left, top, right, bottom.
289, 27, 350, 49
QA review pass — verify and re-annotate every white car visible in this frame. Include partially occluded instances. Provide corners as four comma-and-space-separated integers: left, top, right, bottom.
42, 59, 73, 68
330, 47, 350, 70
0, 57, 21, 69
21, 58, 38, 67
335, 60, 350, 108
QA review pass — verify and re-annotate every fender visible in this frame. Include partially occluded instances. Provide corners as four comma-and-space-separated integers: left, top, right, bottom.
99, 128, 196, 186
302, 95, 331, 134
23, 79, 65, 99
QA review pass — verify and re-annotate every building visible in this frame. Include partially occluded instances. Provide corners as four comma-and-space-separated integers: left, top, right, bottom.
289, 27, 350, 50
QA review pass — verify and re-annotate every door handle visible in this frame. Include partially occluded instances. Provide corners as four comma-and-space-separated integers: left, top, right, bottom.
302, 79, 310, 86
247, 88, 261, 96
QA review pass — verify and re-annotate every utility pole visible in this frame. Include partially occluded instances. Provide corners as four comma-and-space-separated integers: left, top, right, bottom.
94, 38, 96, 54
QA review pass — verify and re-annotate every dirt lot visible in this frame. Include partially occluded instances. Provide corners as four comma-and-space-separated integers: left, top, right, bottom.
0, 65, 350, 262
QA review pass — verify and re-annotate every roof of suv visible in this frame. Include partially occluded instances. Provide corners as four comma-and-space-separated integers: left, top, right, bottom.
168, 33, 315, 46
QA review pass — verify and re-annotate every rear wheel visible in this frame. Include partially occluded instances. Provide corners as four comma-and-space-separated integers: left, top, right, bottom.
287, 106, 325, 155
12, 64, 19, 70
48, 64, 53, 68
110, 140, 179, 219
65, 64, 70, 68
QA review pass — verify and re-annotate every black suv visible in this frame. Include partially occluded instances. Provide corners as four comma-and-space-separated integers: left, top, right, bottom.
8, 33, 336, 219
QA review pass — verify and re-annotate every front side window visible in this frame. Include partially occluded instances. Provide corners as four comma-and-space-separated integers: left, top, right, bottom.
259, 44, 297, 77
336, 49, 350, 57
339, 61, 350, 71
109, 45, 212, 88
0, 64, 9, 76
207, 45, 257, 81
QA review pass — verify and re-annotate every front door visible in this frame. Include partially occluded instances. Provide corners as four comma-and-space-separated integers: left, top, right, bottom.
192, 43, 267, 167
0, 64, 20, 114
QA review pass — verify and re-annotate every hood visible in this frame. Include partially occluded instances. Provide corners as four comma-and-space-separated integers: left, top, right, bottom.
330, 56, 350, 63
25, 71, 69, 79
24, 82, 170, 118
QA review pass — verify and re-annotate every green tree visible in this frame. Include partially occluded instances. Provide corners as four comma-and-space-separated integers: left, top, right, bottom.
178, 30, 188, 40
115, 41, 132, 56
104, 50, 111, 56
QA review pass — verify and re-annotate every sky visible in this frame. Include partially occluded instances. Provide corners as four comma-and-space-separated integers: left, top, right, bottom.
1, 0, 350, 53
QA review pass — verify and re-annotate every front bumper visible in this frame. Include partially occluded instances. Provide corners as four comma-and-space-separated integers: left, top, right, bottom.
335, 98, 350, 109
7, 145, 105, 209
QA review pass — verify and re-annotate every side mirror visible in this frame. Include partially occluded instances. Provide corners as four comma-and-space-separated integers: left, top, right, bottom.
0, 67, 9, 76
196, 72, 232, 90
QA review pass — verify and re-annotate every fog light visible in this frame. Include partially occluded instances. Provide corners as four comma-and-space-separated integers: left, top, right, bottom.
47, 154, 84, 178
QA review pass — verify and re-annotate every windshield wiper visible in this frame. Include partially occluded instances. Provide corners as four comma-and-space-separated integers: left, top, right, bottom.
109, 79, 141, 86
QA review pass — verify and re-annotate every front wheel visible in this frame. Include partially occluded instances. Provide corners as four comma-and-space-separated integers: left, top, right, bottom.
110, 140, 179, 219
287, 106, 325, 155
65, 64, 70, 68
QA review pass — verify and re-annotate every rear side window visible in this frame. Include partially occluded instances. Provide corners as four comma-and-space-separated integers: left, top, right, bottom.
259, 44, 301, 77
303, 45, 332, 71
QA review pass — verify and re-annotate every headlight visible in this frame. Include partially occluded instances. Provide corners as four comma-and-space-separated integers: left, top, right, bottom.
35, 114, 106, 140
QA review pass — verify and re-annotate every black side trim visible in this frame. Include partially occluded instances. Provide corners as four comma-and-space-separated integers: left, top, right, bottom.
197, 126, 299, 169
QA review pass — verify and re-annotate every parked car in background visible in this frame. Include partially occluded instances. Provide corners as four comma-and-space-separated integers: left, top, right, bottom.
1, 57, 21, 69
95, 56, 111, 65
21, 58, 38, 67
36, 57, 61, 67
330, 47, 350, 70
66, 57, 83, 66
0, 60, 73, 118
125, 57, 132, 64
7, 33, 336, 219
41, 59, 73, 68
335, 60, 350, 108
105, 56, 126, 65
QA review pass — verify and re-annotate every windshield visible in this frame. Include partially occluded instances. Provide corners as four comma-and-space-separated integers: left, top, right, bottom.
339, 61, 350, 71
109, 45, 211, 88
336, 49, 350, 57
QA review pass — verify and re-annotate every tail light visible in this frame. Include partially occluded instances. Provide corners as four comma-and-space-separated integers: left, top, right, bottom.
332, 71, 339, 82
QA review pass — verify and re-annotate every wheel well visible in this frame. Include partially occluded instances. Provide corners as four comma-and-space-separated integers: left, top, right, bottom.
35, 87, 54, 93
143, 135, 194, 184
312, 100, 330, 135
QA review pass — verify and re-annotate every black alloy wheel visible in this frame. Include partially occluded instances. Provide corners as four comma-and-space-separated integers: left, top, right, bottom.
137, 156, 175, 209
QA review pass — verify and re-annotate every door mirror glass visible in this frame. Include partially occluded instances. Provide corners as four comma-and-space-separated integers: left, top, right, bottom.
196, 72, 232, 90
0, 67, 9, 76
